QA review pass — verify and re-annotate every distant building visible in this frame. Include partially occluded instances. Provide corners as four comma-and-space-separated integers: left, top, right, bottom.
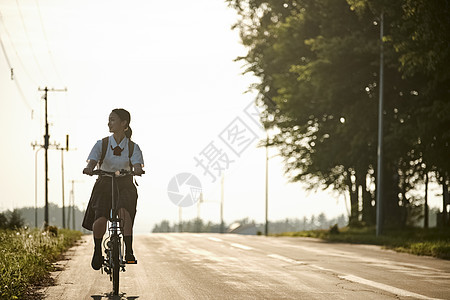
227, 222, 259, 235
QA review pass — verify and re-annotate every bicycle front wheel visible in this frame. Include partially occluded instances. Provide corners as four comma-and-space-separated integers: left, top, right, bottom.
112, 237, 120, 295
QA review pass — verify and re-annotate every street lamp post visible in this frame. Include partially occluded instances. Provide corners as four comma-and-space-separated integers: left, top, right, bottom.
265, 133, 279, 236
376, 12, 385, 236
58, 135, 72, 229
196, 180, 225, 234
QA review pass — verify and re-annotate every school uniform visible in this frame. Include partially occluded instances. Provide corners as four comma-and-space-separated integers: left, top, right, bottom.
82, 135, 144, 231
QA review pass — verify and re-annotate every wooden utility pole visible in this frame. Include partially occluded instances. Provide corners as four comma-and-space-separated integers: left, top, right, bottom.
38, 86, 67, 228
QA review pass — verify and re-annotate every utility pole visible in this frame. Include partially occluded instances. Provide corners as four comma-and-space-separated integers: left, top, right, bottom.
37, 86, 67, 228
220, 175, 224, 234
424, 172, 429, 229
178, 206, 183, 233
67, 180, 83, 230
265, 134, 269, 236
32, 139, 59, 226
68, 180, 78, 230
197, 188, 224, 233
34, 147, 43, 227
197, 193, 202, 221
57, 134, 70, 228
72, 180, 75, 230
376, 13, 385, 236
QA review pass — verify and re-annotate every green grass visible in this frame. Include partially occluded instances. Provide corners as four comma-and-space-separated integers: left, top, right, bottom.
0, 228, 82, 299
275, 227, 450, 260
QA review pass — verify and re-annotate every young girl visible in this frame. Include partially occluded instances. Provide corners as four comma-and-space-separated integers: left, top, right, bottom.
82, 108, 144, 270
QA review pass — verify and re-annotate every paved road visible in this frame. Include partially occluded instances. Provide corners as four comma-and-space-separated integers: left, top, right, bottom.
42, 233, 450, 299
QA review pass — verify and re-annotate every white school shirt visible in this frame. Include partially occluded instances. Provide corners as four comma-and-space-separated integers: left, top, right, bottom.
87, 135, 144, 172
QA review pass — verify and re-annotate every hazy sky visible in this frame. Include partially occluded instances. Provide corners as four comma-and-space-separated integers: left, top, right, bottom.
0, 0, 441, 232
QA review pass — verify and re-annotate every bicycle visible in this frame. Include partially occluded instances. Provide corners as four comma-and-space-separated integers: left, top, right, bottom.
90, 169, 144, 295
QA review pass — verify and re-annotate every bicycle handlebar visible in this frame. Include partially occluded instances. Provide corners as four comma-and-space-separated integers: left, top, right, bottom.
90, 169, 145, 177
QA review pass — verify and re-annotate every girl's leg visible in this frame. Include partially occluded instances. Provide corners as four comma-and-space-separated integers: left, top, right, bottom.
93, 217, 107, 238
118, 208, 132, 236
91, 217, 107, 270
118, 208, 135, 261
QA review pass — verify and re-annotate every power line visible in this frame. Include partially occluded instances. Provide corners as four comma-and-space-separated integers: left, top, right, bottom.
12, 72, 35, 117
0, 30, 12, 75
0, 11, 39, 85
0, 31, 35, 116
15, 0, 48, 83
34, 0, 64, 85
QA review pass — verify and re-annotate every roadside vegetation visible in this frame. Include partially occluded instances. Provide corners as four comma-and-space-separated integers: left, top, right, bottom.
0, 210, 82, 299
276, 226, 450, 260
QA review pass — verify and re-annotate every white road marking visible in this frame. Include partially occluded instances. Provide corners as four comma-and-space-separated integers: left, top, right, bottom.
339, 274, 443, 300
159, 234, 176, 241
230, 243, 253, 250
187, 248, 225, 262
266, 252, 440, 299
208, 237, 223, 242
283, 243, 447, 279
267, 254, 305, 265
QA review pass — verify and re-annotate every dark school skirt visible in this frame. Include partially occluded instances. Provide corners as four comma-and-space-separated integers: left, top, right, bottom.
82, 175, 138, 231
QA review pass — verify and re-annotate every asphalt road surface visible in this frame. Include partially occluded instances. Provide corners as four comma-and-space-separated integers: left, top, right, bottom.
41, 233, 450, 299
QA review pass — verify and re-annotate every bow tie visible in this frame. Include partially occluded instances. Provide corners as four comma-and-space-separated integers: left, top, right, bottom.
111, 145, 124, 156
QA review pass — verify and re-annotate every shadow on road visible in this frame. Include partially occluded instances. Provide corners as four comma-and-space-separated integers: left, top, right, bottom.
91, 292, 139, 300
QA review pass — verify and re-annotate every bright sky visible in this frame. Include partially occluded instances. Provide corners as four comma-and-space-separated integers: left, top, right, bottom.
0, 0, 441, 233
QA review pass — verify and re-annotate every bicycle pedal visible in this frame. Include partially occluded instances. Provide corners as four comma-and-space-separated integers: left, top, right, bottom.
125, 259, 137, 264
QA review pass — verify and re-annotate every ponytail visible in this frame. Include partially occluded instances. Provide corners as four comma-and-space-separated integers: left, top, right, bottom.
125, 126, 132, 139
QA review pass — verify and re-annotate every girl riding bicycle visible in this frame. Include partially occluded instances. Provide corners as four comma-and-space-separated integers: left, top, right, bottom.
82, 108, 144, 270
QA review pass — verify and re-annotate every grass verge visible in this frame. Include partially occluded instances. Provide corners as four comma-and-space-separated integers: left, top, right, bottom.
0, 228, 82, 299
275, 227, 450, 260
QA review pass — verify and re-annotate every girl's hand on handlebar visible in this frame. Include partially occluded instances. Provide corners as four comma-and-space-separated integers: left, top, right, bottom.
83, 167, 94, 176
133, 164, 144, 176
83, 160, 97, 176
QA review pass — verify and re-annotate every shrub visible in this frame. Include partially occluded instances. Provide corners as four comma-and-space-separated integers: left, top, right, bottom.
0, 228, 82, 299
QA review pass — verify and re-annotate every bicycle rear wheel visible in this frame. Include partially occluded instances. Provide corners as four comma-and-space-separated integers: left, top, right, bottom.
112, 237, 120, 295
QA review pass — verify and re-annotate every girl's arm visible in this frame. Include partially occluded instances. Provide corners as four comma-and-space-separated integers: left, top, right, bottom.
83, 160, 97, 175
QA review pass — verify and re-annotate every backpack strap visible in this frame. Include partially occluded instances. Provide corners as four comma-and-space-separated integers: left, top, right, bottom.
128, 139, 135, 169
99, 137, 109, 167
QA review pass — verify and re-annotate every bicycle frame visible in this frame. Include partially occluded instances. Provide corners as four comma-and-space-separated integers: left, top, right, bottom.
93, 170, 129, 295
88, 168, 143, 295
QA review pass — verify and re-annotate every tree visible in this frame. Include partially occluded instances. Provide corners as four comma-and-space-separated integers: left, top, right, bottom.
228, 0, 380, 224
7, 209, 25, 229
228, 0, 450, 228
0, 209, 25, 229
0, 212, 7, 229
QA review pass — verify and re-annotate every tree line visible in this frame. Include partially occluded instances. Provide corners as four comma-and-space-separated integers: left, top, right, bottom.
0, 209, 25, 230
0, 204, 86, 231
152, 214, 347, 234
226, 0, 450, 228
